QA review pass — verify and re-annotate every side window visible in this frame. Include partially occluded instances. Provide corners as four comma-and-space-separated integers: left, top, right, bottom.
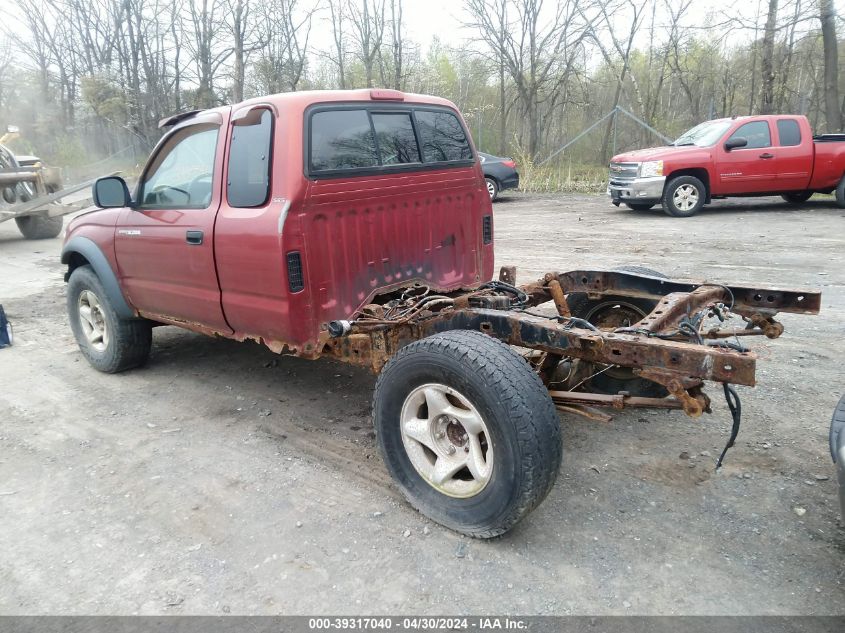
727, 121, 771, 150
310, 110, 378, 171
139, 124, 218, 209
777, 119, 801, 147
415, 110, 473, 162
228, 108, 273, 207
371, 113, 420, 165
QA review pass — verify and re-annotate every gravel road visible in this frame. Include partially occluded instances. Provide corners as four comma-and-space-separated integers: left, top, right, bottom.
0, 193, 843, 615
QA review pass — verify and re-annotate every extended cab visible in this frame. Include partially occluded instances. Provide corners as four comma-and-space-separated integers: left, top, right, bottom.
608, 114, 845, 217
61, 90, 820, 537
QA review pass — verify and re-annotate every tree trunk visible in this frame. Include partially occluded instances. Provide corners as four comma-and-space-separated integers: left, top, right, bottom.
820, 0, 841, 131
760, 0, 778, 114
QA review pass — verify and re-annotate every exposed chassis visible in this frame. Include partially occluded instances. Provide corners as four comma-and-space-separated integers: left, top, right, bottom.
324, 268, 820, 422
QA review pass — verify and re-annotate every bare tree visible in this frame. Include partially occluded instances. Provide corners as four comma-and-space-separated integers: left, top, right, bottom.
465, 0, 596, 158
256, 0, 315, 93
327, 0, 348, 89
348, 0, 386, 88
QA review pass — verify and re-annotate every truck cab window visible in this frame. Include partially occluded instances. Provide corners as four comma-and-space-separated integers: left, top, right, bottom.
311, 109, 379, 171
777, 119, 801, 147
139, 124, 218, 209
415, 110, 473, 162
727, 121, 771, 150
372, 113, 420, 165
228, 108, 273, 207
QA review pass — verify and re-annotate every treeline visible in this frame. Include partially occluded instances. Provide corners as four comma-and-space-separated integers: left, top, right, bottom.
0, 0, 842, 178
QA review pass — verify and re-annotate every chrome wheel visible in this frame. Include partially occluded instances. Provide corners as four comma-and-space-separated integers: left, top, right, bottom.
672, 184, 699, 212
486, 179, 497, 200
77, 289, 109, 352
400, 383, 493, 498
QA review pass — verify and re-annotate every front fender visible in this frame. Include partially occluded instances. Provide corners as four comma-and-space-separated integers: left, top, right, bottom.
61, 236, 136, 319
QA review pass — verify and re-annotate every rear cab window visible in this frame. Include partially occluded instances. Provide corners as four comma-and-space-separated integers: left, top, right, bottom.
307, 104, 472, 177
776, 119, 802, 147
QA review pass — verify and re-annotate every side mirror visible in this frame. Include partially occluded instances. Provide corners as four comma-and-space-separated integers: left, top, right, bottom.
724, 137, 748, 151
93, 176, 131, 208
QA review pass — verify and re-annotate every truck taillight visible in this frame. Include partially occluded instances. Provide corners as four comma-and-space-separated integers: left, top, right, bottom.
502, 160, 516, 169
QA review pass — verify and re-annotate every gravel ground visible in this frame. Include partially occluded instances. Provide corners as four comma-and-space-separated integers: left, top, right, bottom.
0, 193, 843, 615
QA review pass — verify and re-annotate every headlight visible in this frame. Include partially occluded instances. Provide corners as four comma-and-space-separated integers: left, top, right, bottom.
639, 160, 663, 177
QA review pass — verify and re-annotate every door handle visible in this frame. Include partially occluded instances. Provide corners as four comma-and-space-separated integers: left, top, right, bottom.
759, 153, 774, 159
186, 230, 204, 245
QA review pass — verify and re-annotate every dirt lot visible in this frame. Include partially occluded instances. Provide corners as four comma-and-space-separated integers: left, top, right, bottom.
1, 193, 843, 615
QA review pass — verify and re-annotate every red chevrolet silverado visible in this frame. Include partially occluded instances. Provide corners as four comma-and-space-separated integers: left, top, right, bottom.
608, 114, 845, 216
60, 90, 820, 536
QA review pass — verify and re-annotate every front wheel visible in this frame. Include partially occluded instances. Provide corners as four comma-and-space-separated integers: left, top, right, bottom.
373, 330, 562, 538
662, 175, 706, 217
781, 192, 813, 205
67, 265, 152, 373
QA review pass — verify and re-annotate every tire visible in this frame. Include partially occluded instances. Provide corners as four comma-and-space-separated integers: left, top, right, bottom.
67, 265, 152, 373
566, 265, 668, 398
781, 192, 813, 205
625, 202, 654, 211
373, 330, 562, 538
662, 175, 706, 217
836, 175, 845, 209
485, 177, 499, 202
15, 214, 63, 239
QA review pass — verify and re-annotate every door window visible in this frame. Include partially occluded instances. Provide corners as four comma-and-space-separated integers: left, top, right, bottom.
727, 121, 771, 150
776, 119, 801, 147
139, 124, 219, 209
228, 109, 273, 207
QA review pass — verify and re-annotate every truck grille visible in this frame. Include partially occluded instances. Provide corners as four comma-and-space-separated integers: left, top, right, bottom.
608, 162, 639, 186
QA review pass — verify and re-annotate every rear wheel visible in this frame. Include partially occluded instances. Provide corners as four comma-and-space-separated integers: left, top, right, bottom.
374, 330, 562, 538
662, 175, 706, 217
566, 265, 668, 398
485, 177, 499, 201
781, 192, 813, 205
625, 202, 654, 211
67, 265, 152, 373
836, 175, 845, 209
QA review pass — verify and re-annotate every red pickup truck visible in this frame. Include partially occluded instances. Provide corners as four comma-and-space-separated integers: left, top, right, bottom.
608, 114, 845, 217
61, 90, 820, 536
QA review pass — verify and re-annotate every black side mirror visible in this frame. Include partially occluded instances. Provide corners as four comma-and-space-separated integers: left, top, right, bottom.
724, 137, 748, 151
93, 176, 131, 208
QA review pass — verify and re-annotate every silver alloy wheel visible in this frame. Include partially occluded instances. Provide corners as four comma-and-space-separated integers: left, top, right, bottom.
672, 183, 699, 211
486, 179, 496, 200
400, 383, 494, 498
77, 289, 109, 352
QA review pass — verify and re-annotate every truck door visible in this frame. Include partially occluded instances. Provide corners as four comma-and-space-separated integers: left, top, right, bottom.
717, 120, 777, 194
114, 110, 232, 332
773, 118, 813, 191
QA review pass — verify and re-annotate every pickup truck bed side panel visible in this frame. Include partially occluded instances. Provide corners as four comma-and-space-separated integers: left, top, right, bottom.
810, 141, 845, 190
